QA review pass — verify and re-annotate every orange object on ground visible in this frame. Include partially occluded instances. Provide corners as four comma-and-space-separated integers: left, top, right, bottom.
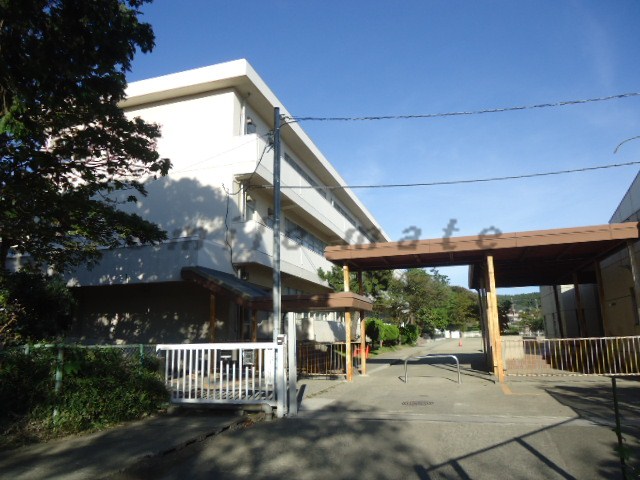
354, 345, 371, 358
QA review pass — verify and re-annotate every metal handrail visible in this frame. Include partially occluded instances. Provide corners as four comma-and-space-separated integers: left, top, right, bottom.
404, 354, 461, 384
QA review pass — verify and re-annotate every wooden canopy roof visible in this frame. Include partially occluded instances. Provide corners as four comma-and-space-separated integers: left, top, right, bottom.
325, 223, 640, 289
182, 266, 372, 311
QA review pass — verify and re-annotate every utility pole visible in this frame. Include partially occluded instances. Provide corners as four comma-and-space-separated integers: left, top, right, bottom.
271, 107, 287, 417
272, 107, 282, 342
271, 108, 298, 416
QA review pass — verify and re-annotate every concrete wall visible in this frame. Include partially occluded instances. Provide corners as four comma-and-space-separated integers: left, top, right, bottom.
599, 170, 640, 336
541, 170, 640, 338
610, 172, 640, 224
599, 245, 640, 336
70, 282, 211, 344
69, 86, 360, 291
540, 286, 562, 338
65, 61, 388, 344
540, 284, 603, 338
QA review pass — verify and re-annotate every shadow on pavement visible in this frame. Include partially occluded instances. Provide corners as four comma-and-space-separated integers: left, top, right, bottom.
0, 410, 242, 480
544, 378, 640, 478
113, 401, 623, 480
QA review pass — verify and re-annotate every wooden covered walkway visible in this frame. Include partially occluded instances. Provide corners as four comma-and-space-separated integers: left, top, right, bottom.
325, 223, 640, 382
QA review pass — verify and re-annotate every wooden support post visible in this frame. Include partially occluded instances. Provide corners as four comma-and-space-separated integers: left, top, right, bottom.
486, 255, 505, 383
626, 240, 640, 324
343, 265, 353, 382
481, 273, 495, 373
239, 305, 246, 341
209, 294, 217, 342
357, 271, 367, 376
594, 261, 607, 336
343, 265, 351, 292
573, 273, 587, 337
484, 283, 496, 374
476, 290, 487, 354
251, 309, 258, 342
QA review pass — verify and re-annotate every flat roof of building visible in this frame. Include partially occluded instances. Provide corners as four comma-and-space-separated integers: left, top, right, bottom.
123, 59, 389, 243
325, 222, 640, 289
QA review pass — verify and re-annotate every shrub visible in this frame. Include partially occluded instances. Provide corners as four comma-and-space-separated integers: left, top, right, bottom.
366, 318, 400, 348
0, 346, 168, 446
53, 348, 168, 433
399, 324, 421, 345
502, 326, 521, 336
0, 272, 75, 347
0, 348, 54, 422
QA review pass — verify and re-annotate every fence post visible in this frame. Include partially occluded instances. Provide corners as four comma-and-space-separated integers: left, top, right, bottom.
612, 377, 629, 480
53, 346, 64, 422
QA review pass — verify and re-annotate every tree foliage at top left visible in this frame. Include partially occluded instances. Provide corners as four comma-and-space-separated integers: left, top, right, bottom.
0, 0, 171, 272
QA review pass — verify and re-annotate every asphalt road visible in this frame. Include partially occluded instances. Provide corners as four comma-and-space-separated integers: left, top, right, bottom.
109, 338, 638, 480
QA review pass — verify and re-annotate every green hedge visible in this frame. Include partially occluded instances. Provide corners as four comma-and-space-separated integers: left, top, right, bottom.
0, 346, 168, 446
366, 318, 400, 347
399, 324, 421, 345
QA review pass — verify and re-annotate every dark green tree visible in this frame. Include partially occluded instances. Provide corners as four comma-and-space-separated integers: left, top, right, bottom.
447, 286, 480, 333
416, 305, 449, 338
405, 269, 450, 316
519, 307, 545, 334
381, 268, 451, 333
0, 271, 75, 346
318, 266, 392, 301
498, 299, 513, 334
0, 0, 171, 272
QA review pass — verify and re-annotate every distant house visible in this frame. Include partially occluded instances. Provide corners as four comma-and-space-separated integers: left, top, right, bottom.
62, 59, 388, 344
541, 172, 640, 338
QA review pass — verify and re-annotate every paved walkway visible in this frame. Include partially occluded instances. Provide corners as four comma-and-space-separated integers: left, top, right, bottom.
0, 409, 245, 480
1, 338, 638, 479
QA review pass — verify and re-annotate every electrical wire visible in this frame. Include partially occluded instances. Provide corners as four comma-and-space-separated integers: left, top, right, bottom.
171, 133, 272, 175
614, 136, 640, 154
244, 141, 274, 192
221, 182, 237, 272
221, 139, 274, 271
283, 92, 640, 124
251, 160, 640, 191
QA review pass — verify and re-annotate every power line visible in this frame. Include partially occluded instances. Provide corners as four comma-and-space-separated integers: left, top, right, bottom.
614, 136, 640, 154
172, 133, 271, 175
252, 160, 640, 191
284, 92, 640, 123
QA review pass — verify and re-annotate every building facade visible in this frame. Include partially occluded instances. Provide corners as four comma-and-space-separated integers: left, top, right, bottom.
541, 172, 640, 338
66, 59, 388, 344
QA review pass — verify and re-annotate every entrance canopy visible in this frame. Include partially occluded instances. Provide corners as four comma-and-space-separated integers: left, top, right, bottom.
181, 266, 372, 311
325, 223, 640, 288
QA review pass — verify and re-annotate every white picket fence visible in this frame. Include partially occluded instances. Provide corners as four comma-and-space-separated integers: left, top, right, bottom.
156, 342, 284, 413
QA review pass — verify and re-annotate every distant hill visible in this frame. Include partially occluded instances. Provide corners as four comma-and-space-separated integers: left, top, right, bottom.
497, 292, 540, 311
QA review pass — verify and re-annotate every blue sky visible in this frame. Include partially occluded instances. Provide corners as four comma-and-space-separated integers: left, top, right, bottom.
128, 1, 640, 291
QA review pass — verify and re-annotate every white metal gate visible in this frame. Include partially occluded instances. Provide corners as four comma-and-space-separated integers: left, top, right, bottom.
156, 342, 285, 414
